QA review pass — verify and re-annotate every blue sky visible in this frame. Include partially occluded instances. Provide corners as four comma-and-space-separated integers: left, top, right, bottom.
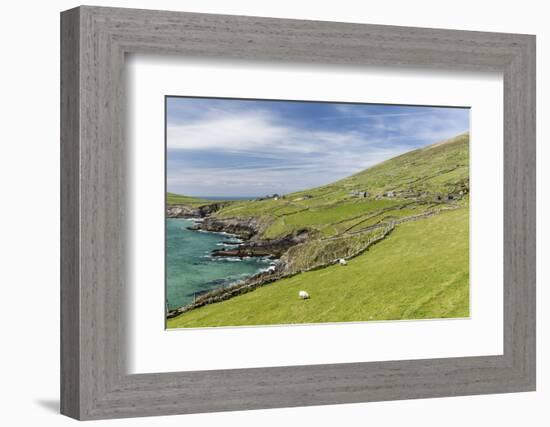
166, 97, 469, 198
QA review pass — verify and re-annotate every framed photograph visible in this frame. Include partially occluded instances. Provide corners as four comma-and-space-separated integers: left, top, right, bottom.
61, 6, 536, 420
164, 96, 471, 328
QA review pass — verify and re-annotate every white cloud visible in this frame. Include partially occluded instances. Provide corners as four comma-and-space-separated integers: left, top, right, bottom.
167, 109, 409, 157
168, 111, 287, 151
166, 105, 468, 197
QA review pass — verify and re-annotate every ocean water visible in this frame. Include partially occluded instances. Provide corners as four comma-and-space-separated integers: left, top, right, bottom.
166, 218, 273, 310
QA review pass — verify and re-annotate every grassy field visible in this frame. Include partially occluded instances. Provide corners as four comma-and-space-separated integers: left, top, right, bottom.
166, 192, 220, 206
167, 133, 470, 327
167, 207, 469, 328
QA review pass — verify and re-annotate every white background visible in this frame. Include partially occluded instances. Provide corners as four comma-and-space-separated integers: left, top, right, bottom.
0, 0, 547, 426
128, 57, 503, 373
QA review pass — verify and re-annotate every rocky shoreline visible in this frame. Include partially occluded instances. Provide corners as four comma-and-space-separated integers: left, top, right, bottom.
189, 216, 311, 258
165, 203, 318, 318
166, 202, 229, 219
188, 216, 260, 240
167, 201, 313, 269
166, 221, 396, 319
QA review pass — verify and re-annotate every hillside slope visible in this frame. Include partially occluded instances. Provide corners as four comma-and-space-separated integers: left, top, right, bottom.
212, 133, 468, 240
167, 133, 470, 327
167, 207, 469, 327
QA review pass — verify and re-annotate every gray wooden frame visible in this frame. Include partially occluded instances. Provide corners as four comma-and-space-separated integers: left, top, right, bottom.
60, 5, 536, 420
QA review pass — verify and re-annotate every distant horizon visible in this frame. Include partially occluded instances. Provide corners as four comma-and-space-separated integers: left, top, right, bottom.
181, 195, 258, 200
166, 97, 469, 198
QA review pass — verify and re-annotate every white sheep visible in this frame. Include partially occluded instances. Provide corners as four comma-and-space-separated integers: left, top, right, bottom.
339, 258, 347, 266
299, 290, 310, 299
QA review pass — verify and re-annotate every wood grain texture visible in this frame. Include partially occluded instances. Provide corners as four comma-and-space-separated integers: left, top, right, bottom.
60, 5, 536, 420
60, 7, 80, 419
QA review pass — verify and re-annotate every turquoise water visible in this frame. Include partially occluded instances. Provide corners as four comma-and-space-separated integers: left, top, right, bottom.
166, 218, 273, 309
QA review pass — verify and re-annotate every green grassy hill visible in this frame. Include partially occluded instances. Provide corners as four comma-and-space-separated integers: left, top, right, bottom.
166, 192, 219, 206
167, 133, 470, 328
213, 133, 468, 240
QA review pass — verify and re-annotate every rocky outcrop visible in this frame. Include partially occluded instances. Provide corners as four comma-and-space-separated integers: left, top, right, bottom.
188, 216, 262, 239
166, 202, 229, 218
211, 229, 311, 258
189, 215, 311, 257
197, 203, 228, 217
166, 205, 201, 218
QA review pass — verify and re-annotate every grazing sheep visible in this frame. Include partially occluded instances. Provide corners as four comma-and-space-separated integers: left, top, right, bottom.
299, 290, 310, 300
339, 258, 347, 266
